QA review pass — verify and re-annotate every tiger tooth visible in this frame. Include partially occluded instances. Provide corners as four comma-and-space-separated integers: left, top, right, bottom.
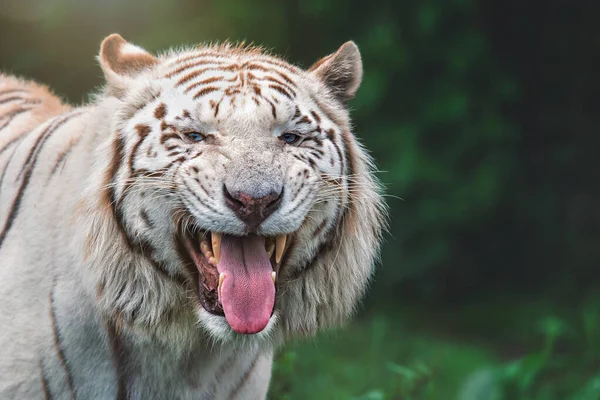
218, 272, 225, 298
266, 242, 275, 259
200, 242, 210, 254
208, 257, 216, 266
275, 234, 287, 264
271, 271, 276, 283
212, 232, 222, 264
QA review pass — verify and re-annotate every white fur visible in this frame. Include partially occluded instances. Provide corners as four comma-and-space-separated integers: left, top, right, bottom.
0, 36, 386, 399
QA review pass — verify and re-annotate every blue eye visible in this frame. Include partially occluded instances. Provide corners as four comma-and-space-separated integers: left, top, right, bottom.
185, 132, 204, 142
280, 132, 300, 144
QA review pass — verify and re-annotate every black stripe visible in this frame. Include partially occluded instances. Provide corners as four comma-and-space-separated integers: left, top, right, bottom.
49, 136, 82, 177
49, 286, 76, 399
134, 238, 188, 287
307, 156, 317, 170
303, 135, 323, 147
0, 107, 32, 132
308, 149, 325, 159
150, 259, 189, 287
204, 351, 238, 400
184, 76, 227, 94
260, 75, 298, 96
192, 86, 220, 99
182, 179, 222, 215
21, 98, 42, 106
268, 84, 294, 100
0, 96, 24, 106
266, 98, 277, 119
17, 114, 75, 180
165, 59, 229, 78
105, 321, 128, 400
0, 134, 21, 157
171, 155, 185, 164
0, 119, 34, 156
106, 133, 189, 289
310, 110, 321, 123
255, 58, 300, 74
287, 220, 338, 281
194, 177, 210, 196
0, 88, 28, 97
139, 209, 154, 229
301, 280, 307, 307
129, 126, 151, 173
0, 144, 18, 197
160, 133, 179, 144
329, 140, 344, 172
312, 96, 345, 128
0, 113, 81, 248
313, 218, 330, 237
246, 61, 299, 81
118, 129, 150, 204
339, 134, 350, 178
107, 133, 133, 250
177, 67, 229, 87
228, 353, 260, 399
40, 361, 53, 400
339, 130, 355, 222
174, 224, 202, 292
292, 153, 306, 163
190, 150, 204, 160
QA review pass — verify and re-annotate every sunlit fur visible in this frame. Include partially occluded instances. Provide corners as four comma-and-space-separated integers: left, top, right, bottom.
0, 35, 386, 398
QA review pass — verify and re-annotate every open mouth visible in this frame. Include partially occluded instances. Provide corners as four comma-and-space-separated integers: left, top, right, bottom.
182, 230, 288, 334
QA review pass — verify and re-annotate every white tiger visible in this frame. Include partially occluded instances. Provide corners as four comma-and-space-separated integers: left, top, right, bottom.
0, 34, 385, 399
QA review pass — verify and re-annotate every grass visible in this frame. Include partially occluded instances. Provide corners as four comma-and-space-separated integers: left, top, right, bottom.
269, 292, 600, 400
269, 313, 497, 399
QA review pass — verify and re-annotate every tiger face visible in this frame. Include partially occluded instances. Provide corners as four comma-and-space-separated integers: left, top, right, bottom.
96, 35, 383, 340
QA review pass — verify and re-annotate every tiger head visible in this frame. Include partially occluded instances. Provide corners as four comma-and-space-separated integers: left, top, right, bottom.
85, 34, 385, 345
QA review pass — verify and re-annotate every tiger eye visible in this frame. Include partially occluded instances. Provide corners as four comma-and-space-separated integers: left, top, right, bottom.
185, 132, 204, 142
280, 132, 300, 144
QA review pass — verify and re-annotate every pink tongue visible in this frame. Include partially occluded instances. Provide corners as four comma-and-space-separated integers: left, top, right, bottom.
216, 235, 275, 334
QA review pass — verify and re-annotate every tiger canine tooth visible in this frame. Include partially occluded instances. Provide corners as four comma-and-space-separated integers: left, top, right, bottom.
275, 234, 287, 264
211, 232, 222, 264
271, 271, 276, 283
218, 272, 225, 299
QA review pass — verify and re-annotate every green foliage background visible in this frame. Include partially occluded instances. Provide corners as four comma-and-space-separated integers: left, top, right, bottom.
1, 0, 598, 398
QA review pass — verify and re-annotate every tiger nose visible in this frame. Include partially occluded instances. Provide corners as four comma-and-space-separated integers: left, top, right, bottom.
223, 185, 283, 228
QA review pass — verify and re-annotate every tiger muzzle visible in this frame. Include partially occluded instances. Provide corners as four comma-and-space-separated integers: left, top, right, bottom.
223, 186, 283, 229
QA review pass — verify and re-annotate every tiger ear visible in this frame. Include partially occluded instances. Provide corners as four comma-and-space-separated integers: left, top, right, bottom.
308, 41, 363, 103
98, 34, 158, 90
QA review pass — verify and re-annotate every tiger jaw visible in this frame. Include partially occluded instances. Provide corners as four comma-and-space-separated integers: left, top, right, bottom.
183, 230, 289, 334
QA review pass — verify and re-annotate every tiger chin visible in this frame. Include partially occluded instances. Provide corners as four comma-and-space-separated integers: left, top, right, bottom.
0, 34, 385, 399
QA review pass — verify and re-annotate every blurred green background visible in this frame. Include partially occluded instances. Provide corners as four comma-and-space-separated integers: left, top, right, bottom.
2, 0, 598, 398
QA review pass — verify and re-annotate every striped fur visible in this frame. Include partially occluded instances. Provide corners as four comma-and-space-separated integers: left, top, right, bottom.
0, 34, 385, 399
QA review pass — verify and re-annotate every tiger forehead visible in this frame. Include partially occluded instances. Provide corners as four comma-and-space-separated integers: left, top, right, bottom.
161, 50, 304, 104
164, 46, 301, 76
